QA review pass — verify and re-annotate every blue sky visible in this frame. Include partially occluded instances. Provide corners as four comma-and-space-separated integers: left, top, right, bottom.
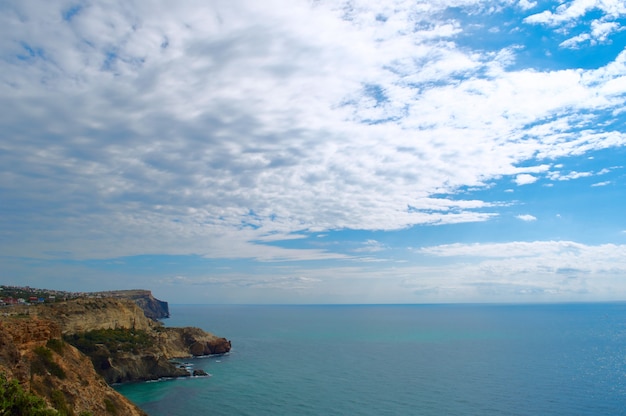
2, 0, 626, 304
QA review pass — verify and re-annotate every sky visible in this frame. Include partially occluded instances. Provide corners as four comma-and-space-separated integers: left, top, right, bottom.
1, 0, 626, 304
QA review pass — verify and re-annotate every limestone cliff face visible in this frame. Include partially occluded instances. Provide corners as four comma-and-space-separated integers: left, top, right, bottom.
92, 346, 190, 384
84, 326, 232, 384
99, 290, 170, 320
30, 296, 231, 384
132, 293, 170, 320
1, 294, 231, 412
0, 317, 147, 416
33, 297, 158, 334
158, 326, 232, 358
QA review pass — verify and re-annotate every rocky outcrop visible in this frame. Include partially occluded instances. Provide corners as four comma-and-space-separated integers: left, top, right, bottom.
0, 317, 147, 416
91, 346, 190, 384
75, 325, 232, 384
158, 326, 232, 358
31, 296, 231, 384
0, 291, 232, 414
132, 293, 170, 320
100, 289, 170, 320
193, 369, 209, 376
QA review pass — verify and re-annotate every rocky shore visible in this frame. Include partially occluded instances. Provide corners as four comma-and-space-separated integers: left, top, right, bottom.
0, 290, 231, 415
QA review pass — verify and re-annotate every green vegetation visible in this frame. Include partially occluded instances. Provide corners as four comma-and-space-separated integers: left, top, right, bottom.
32, 346, 67, 380
103, 398, 117, 415
46, 339, 66, 355
50, 390, 71, 416
64, 328, 153, 354
0, 372, 58, 415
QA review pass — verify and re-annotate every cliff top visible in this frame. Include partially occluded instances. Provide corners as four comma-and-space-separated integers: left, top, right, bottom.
1, 285, 170, 320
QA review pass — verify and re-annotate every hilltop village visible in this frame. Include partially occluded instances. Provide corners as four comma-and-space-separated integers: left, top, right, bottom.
1, 286, 79, 306
0, 285, 141, 306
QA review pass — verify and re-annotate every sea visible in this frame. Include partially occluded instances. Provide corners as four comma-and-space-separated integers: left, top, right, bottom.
115, 303, 626, 415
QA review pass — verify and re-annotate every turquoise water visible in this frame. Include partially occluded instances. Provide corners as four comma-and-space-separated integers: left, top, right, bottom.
116, 304, 626, 415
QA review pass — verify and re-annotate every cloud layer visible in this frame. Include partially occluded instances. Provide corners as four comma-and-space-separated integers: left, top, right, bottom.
1, 1, 626, 302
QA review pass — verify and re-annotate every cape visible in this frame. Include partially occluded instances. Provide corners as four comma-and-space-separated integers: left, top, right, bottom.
0, 288, 231, 415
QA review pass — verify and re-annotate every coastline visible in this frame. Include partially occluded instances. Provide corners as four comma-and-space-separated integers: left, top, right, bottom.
0, 287, 231, 415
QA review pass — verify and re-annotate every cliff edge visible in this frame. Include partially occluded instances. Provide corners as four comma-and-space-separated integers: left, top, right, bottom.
0, 317, 147, 416
34, 295, 231, 384
0, 290, 231, 414
98, 289, 170, 320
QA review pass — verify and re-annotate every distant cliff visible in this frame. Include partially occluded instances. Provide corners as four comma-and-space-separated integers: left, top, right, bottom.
97, 289, 170, 320
0, 290, 231, 414
0, 286, 171, 321
32, 297, 158, 334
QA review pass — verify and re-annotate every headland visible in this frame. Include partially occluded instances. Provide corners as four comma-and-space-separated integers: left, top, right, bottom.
0, 286, 231, 415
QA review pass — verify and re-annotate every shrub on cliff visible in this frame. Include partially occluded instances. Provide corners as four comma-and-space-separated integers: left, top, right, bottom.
64, 328, 152, 354
49, 390, 71, 416
0, 372, 58, 415
46, 339, 65, 355
32, 347, 66, 380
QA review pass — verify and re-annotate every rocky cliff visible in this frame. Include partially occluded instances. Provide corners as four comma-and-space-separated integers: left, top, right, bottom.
98, 290, 170, 320
80, 326, 232, 384
0, 291, 231, 414
0, 317, 147, 416
33, 296, 231, 384
33, 297, 159, 334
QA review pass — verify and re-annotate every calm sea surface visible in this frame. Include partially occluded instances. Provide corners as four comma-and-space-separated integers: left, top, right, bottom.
116, 303, 626, 415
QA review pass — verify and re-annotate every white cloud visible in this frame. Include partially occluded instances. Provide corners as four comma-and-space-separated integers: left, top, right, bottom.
525, 0, 626, 26
353, 239, 387, 253
516, 214, 537, 221
418, 241, 626, 281
420, 240, 581, 257
1, 0, 626, 262
525, 0, 626, 49
514, 174, 538, 185
518, 0, 537, 11
560, 21, 624, 48
590, 20, 623, 42
384, 240, 626, 302
548, 166, 615, 181
559, 33, 592, 49
591, 181, 611, 186
161, 274, 322, 291
548, 170, 593, 180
